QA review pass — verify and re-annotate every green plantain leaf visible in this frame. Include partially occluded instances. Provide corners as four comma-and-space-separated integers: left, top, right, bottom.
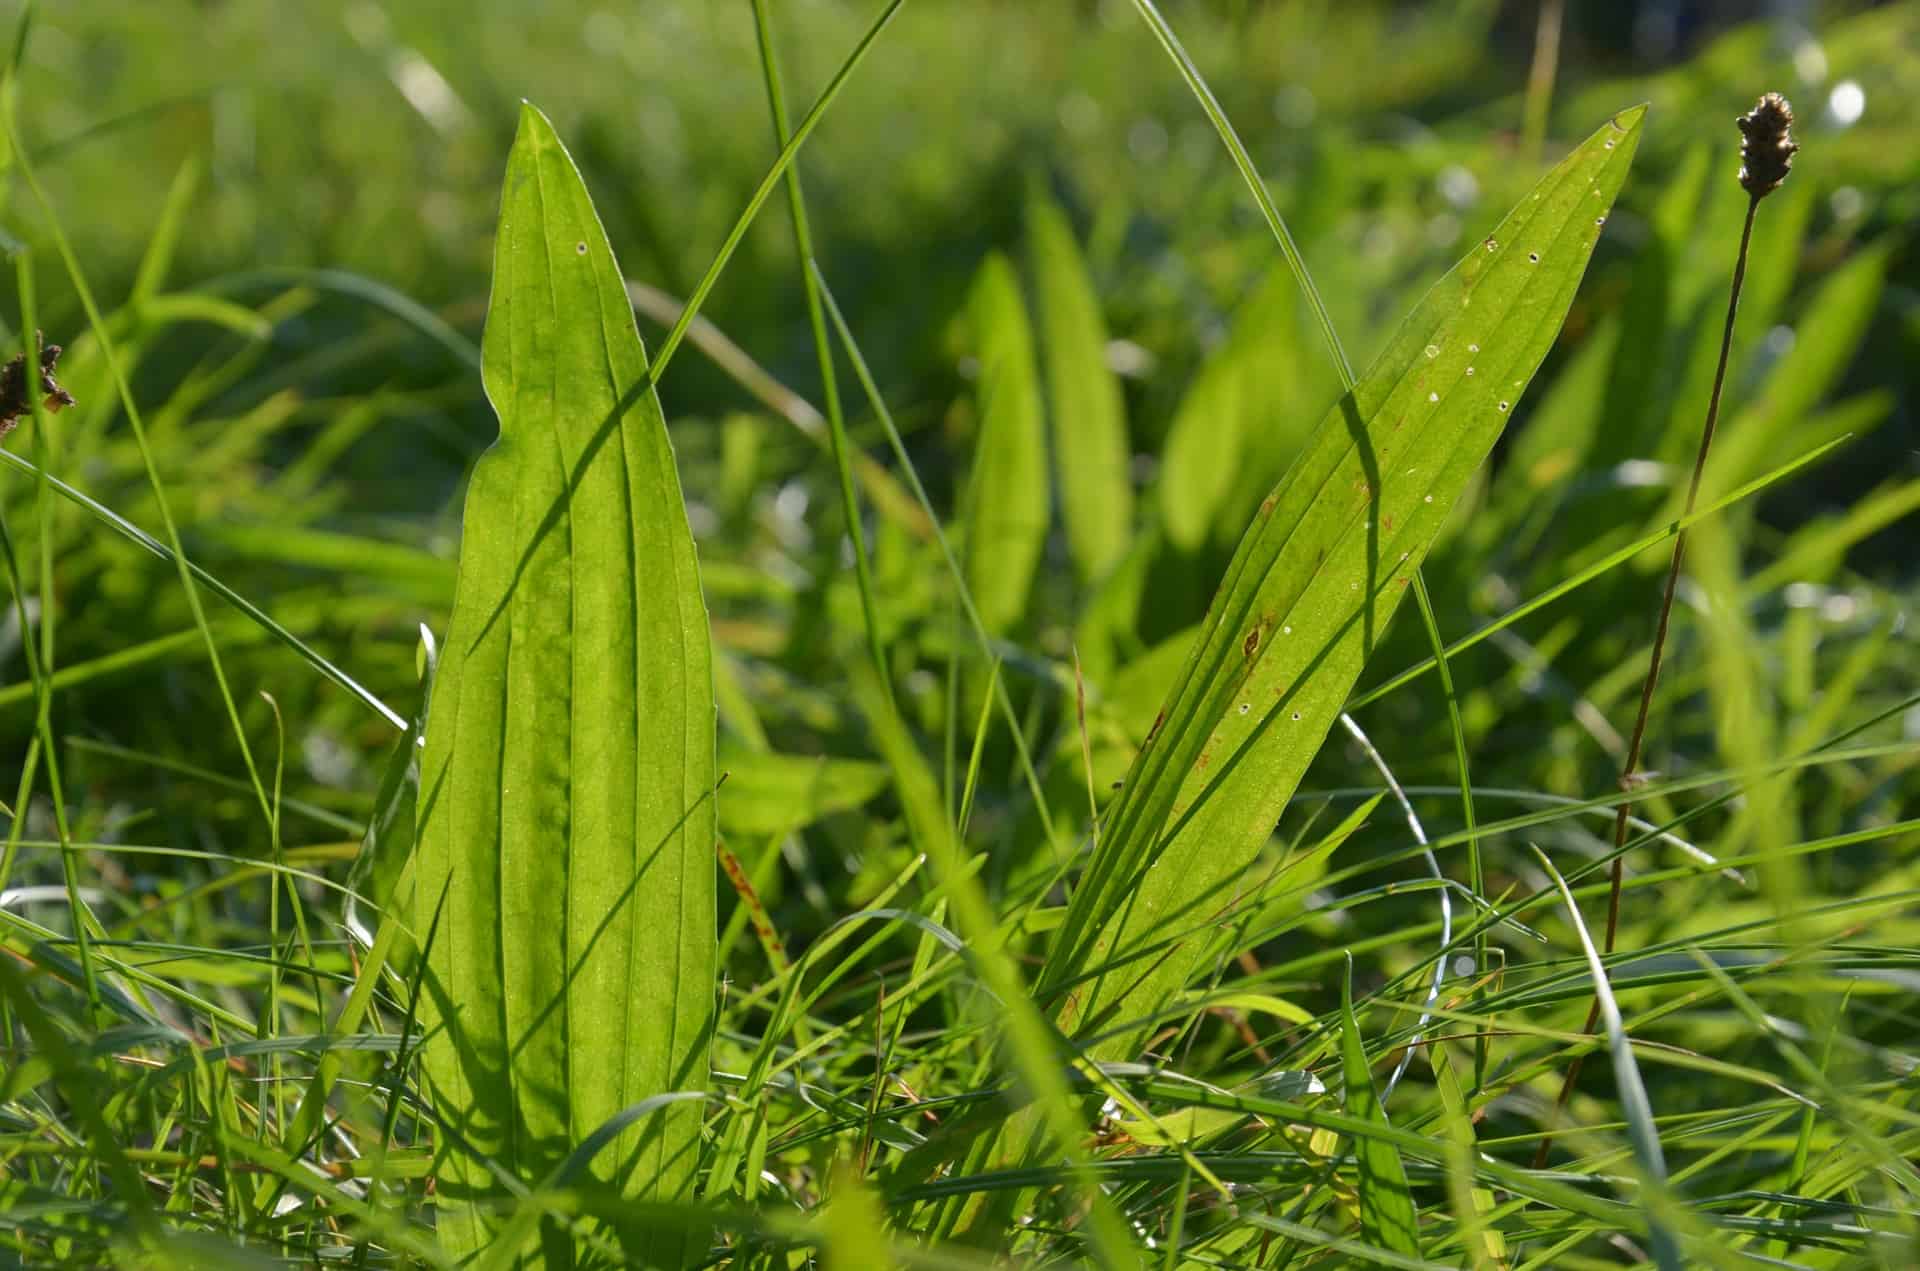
1040, 107, 1645, 1051
413, 104, 715, 1266
961, 252, 1049, 635
1027, 192, 1132, 583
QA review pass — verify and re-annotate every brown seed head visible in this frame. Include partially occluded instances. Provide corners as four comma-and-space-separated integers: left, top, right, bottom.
0, 333, 75, 439
1737, 92, 1797, 199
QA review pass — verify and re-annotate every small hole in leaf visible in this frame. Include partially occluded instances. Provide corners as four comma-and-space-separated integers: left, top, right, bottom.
1428, 392, 1439, 403
1498, 401, 1509, 412
1527, 252, 1540, 263
1291, 712, 1302, 721
1465, 366, 1475, 376
575, 242, 588, 255
1468, 343, 1479, 353
1596, 215, 1607, 226
1424, 495, 1434, 503
1424, 344, 1440, 359
1238, 703, 1250, 716
1484, 238, 1497, 251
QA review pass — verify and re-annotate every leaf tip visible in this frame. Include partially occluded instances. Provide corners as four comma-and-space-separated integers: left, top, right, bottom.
514, 100, 559, 150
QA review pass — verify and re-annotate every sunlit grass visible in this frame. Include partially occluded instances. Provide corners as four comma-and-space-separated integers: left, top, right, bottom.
2, 2, 1916, 1267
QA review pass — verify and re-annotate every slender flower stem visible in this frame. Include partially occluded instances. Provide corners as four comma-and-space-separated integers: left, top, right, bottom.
1535, 191, 1761, 1169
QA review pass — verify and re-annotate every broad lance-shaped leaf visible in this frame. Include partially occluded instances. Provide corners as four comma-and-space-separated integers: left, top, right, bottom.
414, 104, 715, 1264
1040, 107, 1645, 1049
962, 251, 1049, 635
1027, 192, 1132, 583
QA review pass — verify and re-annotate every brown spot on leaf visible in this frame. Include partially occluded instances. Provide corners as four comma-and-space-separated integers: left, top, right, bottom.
1243, 628, 1260, 657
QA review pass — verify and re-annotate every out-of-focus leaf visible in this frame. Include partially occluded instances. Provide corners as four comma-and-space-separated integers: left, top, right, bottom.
716, 744, 889, 836
961, 252, 1049, 635
1028, 192, 1131, 584
824, 1167, 899, 1270
1159, 351, 1245, 552
1700, 241, 1891, 502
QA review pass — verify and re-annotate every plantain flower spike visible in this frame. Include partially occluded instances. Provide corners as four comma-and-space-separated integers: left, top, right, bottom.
1737, 92, 1798, 199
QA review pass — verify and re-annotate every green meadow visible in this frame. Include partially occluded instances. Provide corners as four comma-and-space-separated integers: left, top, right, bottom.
1, 2, 1916, 1266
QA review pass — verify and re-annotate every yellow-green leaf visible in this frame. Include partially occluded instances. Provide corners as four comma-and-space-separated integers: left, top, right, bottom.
413, 104, 714, 1265
1041, 107, 1645, 1052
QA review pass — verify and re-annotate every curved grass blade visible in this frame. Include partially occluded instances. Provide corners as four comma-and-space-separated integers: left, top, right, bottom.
1127, 0, 1353, 386
1340, 958, 1423, 1258
1040, 107, 1646, 1053
1027, 191, 1131, 583
1530, 845, 1682, 1271
206, 265, 482, 372
962, 253, 1049, 635
0, 447, 406, 728
413, 105, 715, 1265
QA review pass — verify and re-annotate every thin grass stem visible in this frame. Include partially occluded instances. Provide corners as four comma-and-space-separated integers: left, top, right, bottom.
749, 0, 892, 703
1537, 190, 1763, 1169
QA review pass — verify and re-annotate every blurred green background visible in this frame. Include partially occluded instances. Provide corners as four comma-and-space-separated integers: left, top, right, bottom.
0, 0, 1913, 869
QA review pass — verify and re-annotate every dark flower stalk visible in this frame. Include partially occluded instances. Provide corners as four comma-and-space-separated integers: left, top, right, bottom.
1535, 93, 1797, 1168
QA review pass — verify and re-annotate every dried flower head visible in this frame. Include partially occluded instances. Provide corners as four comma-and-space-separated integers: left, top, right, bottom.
1738, 92, 1798, 199
0, 333, 75, 439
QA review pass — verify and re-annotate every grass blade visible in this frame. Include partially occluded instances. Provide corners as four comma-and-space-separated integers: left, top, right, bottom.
1340, 958, 1423, 1258
413, 105, 715, 1263
1530, 845, 1682, 1271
